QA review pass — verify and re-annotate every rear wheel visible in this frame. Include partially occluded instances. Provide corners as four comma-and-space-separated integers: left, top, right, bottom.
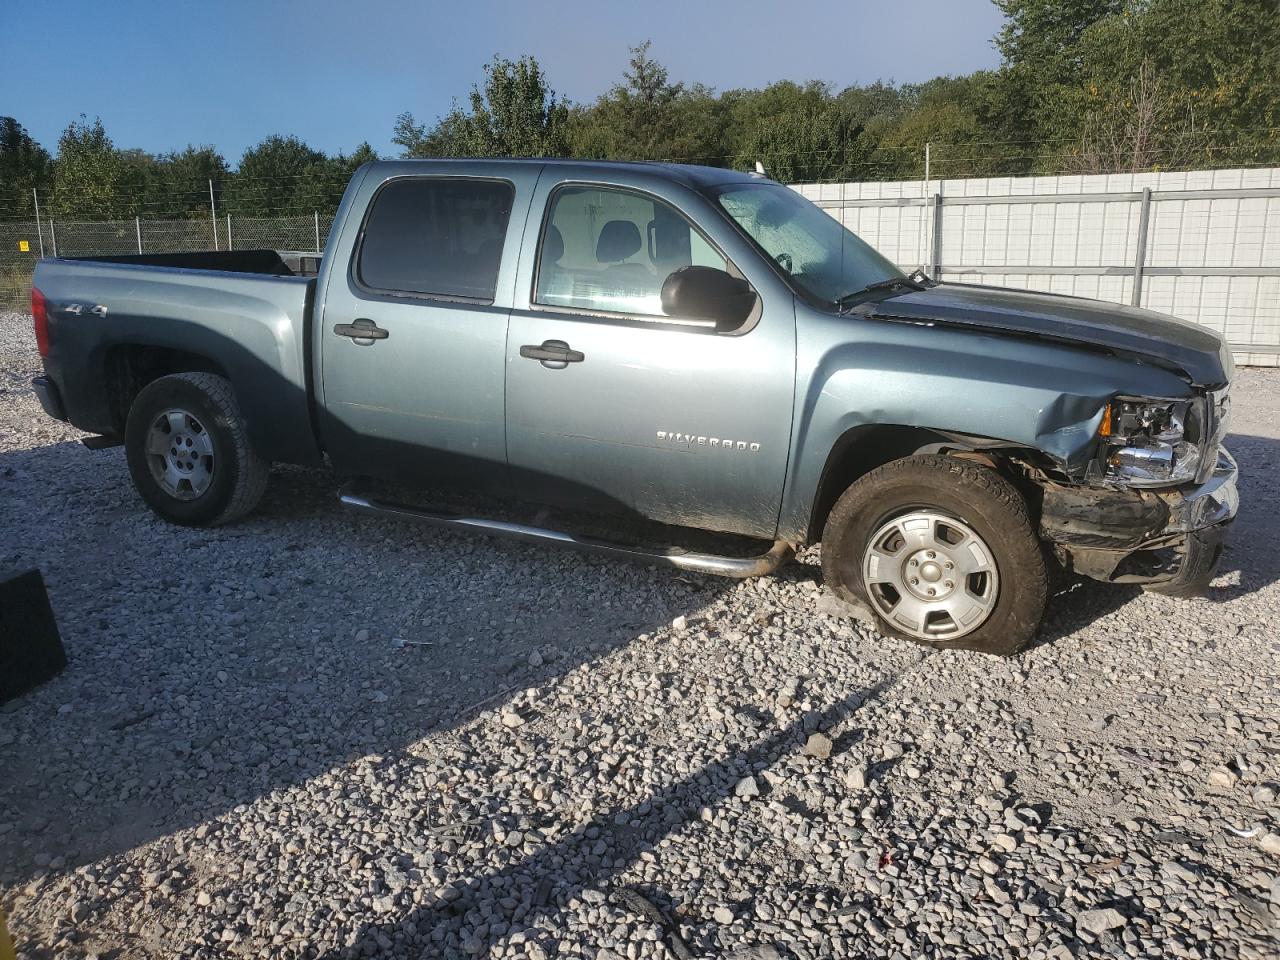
125, 372, 268, 526
821, 455, 1047, 656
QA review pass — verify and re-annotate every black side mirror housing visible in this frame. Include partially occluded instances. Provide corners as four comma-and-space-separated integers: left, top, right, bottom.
661, 266, 757, 332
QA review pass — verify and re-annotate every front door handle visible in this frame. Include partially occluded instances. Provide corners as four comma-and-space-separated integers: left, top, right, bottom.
519, 340, 584, 367
334, 318, 389, 342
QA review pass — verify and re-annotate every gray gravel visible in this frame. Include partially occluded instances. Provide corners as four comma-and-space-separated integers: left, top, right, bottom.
1, 309, 1278, 959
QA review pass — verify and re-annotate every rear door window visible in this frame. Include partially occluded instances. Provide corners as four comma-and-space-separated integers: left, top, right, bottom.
535, 186, 725, 317
356, 178, 514, 302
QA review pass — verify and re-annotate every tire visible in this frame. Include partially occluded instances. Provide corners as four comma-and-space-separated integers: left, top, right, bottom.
820, 455, 1047, 656
124, 372, 269, 526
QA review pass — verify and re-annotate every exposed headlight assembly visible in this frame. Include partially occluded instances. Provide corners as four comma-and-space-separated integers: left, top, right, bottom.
1097, 396, 1208, 487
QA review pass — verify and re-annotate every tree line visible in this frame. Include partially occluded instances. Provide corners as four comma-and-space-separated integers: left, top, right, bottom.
3, 0, 1277, 222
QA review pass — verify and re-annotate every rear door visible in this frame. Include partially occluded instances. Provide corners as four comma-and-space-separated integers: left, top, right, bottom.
318, 169, 531, 487
504, 172, 797, 540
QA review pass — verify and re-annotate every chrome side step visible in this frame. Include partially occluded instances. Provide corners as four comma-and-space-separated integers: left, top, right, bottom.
337, 484, 793, 579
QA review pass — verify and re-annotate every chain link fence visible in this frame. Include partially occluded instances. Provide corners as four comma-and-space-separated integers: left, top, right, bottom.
0, 214, 335, 311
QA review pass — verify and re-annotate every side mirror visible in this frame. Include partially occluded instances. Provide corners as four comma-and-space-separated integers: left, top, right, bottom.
661, 266, 756, 332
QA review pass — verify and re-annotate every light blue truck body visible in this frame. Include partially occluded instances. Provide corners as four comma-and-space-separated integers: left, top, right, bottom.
31, 159, 1237, 586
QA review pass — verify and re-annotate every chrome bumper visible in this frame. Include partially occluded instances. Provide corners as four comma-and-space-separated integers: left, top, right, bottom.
1159, 448, 1238, 535
1041, 447, 1237, 589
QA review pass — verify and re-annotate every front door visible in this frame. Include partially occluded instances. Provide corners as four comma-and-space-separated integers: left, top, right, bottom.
504, 178, 796, 540
318, 173, 522, 487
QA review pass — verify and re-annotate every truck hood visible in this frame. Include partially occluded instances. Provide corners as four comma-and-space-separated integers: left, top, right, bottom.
857, 282, 1232, 387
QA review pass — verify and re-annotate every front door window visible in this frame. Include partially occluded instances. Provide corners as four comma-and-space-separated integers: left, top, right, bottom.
534, 186, 725, 317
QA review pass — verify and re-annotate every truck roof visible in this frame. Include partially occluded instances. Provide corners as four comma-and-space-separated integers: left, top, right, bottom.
364, 158, 771, 190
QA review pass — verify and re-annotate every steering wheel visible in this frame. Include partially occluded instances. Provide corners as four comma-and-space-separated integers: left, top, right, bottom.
775, 252, 794, 273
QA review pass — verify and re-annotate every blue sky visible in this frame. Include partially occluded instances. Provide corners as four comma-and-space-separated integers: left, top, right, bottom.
4, 0, 1004, 162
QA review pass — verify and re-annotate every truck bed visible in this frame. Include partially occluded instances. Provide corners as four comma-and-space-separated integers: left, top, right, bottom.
61, 248, 323, 278
32, 250, 322, 466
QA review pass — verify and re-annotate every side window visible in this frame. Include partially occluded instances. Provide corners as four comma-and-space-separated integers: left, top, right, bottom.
535, 186, 726, 317
356, 178, 514, 301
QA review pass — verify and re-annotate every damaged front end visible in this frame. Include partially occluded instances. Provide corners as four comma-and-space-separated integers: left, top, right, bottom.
1038, 450, 1237, 591
1031, 383, 1237, 594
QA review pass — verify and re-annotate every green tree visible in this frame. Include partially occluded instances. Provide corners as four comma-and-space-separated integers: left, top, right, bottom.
291, 142, 379, 212
395, 55, 569, 158
1070, 0, 1280, 169
225, 135, 329, 216
51, 116, 139, 218
142, 145, 229, 218
726, 81, 877, 182
0, 117, 53, 217
995, 0, 1280, 173
877, 73, 1034, 179
569, 42, 727, 162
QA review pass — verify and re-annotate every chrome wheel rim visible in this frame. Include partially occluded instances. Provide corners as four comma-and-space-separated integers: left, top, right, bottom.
145, 409, 215, 500
862, 511, 999, 641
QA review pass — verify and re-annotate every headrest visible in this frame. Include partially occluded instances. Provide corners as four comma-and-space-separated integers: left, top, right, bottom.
544, 224, 564, 264
595, 220, 641, 263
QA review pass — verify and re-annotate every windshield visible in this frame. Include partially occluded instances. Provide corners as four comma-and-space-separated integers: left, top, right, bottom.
715, 183, 904, 305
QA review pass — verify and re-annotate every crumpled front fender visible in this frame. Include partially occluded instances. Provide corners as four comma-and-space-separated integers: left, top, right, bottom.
777, 310, 1195, 543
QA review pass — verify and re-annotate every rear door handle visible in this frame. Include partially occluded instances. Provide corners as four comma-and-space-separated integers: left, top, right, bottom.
333, 318, 389, 342
519, 340, 584, 366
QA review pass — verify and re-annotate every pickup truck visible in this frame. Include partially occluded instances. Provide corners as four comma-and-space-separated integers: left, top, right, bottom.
30, 159, 1238, 655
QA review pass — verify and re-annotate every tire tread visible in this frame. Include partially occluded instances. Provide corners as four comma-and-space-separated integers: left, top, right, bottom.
126, 372, 268, 526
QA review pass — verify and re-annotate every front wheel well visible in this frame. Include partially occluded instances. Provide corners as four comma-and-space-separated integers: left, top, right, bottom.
103, 344, 231, 434
806, 425, 1044, 543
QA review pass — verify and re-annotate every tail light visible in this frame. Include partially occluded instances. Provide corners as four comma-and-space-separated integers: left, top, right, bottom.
32, 286, 50, 358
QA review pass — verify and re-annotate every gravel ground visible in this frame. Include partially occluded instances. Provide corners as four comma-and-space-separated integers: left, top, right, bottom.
1, 309, 1277, 960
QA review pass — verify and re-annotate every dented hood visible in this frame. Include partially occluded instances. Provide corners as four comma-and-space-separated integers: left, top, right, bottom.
860, 282, 1232, 387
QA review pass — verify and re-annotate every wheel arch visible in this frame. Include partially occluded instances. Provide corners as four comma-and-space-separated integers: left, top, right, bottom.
97, 336, 321, 467
103, 343, 231, 435
805, 424, 1047, 544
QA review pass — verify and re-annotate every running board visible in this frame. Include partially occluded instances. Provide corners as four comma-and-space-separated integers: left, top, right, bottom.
337, 485, 793, 579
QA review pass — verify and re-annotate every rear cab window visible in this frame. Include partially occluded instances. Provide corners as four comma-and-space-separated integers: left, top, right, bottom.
355, 177, 514, 302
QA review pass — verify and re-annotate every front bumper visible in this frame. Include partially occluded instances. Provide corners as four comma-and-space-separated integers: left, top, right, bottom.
32, 375, 67, 422
1161, 448, 1238, 534
1040, 448, 1238, 591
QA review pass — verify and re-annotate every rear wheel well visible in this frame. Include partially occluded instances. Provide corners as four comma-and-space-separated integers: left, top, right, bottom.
103, 345, 231, 435
807, 425, 1042, 543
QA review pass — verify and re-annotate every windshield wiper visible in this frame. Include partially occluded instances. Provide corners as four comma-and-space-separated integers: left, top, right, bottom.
835, 276, 925, 311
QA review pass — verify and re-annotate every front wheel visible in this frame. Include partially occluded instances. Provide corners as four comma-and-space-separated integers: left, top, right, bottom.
821, 455, 1047, 656
124, 372, 269, 526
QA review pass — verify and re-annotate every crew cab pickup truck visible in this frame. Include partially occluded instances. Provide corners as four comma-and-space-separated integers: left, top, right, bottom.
30, 159, 1238, 654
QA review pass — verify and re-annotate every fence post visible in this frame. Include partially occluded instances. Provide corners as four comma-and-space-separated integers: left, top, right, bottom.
32, 189, 45, 258
49, 219, 57, 258
1131, 186, 1152, 307
917, 144, 931, 266
314, 211, 321, 253
930, 192, 944, 278
209, 179, 218, 251
227, 214, 232, 251
135, 216, 142, 254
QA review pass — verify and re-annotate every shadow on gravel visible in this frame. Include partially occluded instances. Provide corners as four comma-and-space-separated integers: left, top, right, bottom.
2, 430, 1275, 906
0, 443, 740, 889
1208, 433, 1280, 599
313, 678, 902, 960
